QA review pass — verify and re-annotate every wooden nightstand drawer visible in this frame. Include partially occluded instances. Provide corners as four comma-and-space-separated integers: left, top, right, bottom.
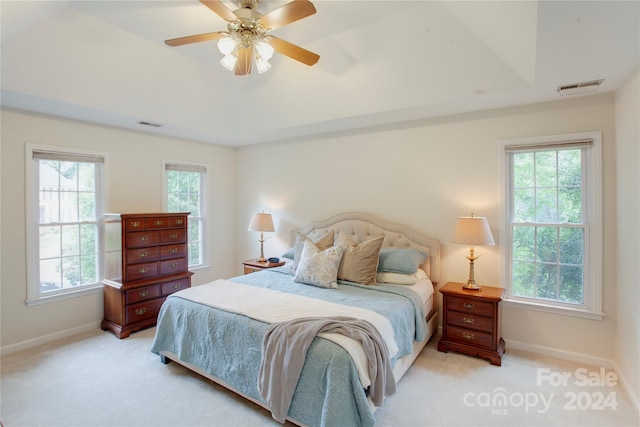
126, 247, 159, 264
447, 311, 494, 333
160, 229, 186, 244
145, 217, 170, 230
447, 326, 495, 349
125, 284, 161, 304
125, 231, 159, 248
160, 258, 187, 275
160, 243, 187, 260
125, 262, 158, 281
447, 295, 494, 317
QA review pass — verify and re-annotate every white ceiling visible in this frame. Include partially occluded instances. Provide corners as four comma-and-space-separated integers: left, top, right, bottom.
1, 0, 638, 147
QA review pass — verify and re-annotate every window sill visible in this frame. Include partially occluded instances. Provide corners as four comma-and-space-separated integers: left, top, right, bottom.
26, 284, 104, 307
502, 297, 604, 321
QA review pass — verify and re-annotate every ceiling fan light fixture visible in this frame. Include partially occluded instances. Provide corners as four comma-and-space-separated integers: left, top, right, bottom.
255, 40, 274, 60
217, 36, 236, 55
254, 54, 272, 74
220, 53, 237, 71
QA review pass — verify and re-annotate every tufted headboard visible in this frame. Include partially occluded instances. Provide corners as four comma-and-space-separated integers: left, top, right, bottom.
291, 212, 440, 285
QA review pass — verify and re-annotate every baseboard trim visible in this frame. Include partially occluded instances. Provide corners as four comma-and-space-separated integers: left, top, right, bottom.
505, 338, 615, 368
613, 360, 640, 417
0, 321, 101, 356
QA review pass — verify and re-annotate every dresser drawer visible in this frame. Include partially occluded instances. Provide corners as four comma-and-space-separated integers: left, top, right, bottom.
126, 247, 159, 265
125, 284, 162, 304
447, 295, 495, 317
125, 262, 158, 281
126, 298, 165, 324
145, 217, 170, 230
160, 243, 187, 260
161, 277, 191, 296
124, 218, 145, 232
447, 325, 495, 349
160, 258, 187, 276
125, 231, 159, 248
447, 311, 494, 333
170, 216, 187, 228
160, 229, 186, 244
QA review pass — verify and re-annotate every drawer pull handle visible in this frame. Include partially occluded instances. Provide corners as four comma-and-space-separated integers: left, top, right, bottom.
463, 302, 475, 310
175, 219, 184, 225
138, 267, 148, 273
139, 252, 147, 258
154, 220, 163, 226
170, 262, 178, 269
170, 248, 178, 254
463, 317, 475, 325
139, 235, 148, 242
173, 284, 181, 290
169, 233, 178, 240
462, 332, 475, 340
135, 308, 147, 316
139, 290, 149, 297
131, 221, 141, 228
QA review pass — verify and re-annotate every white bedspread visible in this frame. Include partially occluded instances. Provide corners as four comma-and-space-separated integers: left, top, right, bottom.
169, 279, 400, 388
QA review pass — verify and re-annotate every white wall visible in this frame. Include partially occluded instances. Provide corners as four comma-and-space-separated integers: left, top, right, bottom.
614, 69, 640, 410
235, 94, 618, 362
0, 110, 236, 349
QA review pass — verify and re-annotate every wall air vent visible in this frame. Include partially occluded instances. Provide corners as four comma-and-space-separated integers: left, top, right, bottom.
557, 79, 604, 96
138, 121, 163, 128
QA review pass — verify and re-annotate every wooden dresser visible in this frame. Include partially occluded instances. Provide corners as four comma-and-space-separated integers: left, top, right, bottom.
102, 213, 192, 338
437, 281, 505, 366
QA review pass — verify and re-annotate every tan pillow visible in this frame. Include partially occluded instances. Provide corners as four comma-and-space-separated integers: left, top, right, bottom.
337, 232, 384, 285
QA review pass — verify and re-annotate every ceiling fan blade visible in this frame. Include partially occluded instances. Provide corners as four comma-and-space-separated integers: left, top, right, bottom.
199, 0, 238, 22
165, 31, 228, 47
260, 0, 316, 31
235, 45, 253, 75
269, 36, 319, 66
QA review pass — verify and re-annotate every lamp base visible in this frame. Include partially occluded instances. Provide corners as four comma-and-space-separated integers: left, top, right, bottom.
463, 281, 482, 291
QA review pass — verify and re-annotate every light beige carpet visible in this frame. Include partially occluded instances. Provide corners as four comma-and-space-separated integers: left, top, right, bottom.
1, 327, 638, 427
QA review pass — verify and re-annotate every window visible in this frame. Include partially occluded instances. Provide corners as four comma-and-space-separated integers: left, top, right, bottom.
164, 162, 207, 269
500, 132, 603, 319
26, 145, 105, 305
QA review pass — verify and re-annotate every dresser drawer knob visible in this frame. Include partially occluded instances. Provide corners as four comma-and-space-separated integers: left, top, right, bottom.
138, 267, 148, 274
173, 283, 181, 290
139, 290, 149, 297
139, 252, 147, 258
462, 332, 475, 340
170, 248, 178, 254
175, 219, 184, 225
463, 302, 475, 310
169, 233, 178, 240
131, 221, 141, 228
135, 307, 147, 316
170, 262, 178, 269
154, 220, 163, 226
139, 235, 148, 242
463, 317, 475, 325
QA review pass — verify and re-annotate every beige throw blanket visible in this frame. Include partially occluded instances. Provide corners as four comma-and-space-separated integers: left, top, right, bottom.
257, 316, 397, 424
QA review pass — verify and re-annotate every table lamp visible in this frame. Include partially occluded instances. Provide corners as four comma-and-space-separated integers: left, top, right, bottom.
248, 212, 275, 262
452, 213, 495, 290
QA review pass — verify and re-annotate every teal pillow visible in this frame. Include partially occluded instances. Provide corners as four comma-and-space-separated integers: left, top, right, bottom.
377, 248, 427, 274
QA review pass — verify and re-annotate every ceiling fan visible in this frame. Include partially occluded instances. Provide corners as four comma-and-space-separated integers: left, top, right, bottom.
165, 0, 320, 76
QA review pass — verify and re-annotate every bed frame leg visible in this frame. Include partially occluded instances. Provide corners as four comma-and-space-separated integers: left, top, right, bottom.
159, 354, 171, 365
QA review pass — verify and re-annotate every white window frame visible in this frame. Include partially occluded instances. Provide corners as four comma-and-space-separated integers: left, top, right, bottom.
25, 144, 107, 306
163, 160, 208, 271
499, 131, 604, 320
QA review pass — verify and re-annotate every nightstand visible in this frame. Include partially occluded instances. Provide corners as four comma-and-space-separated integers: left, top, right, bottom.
242, 259, 285, 274
437, 281, 505, 366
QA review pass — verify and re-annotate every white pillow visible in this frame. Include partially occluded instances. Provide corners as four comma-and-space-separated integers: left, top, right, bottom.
294, 240, 344, 289
376, 268, 428, 285
288, 231, 334, 275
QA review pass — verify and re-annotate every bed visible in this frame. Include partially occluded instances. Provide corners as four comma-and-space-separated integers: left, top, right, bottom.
151, 212, 440, 426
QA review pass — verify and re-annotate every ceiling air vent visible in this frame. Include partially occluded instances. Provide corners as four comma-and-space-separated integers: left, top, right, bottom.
557, 79, 603, 96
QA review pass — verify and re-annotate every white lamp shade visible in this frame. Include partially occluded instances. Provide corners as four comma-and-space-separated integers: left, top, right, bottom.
453, 216, 495, 246
248, 212, 275, 232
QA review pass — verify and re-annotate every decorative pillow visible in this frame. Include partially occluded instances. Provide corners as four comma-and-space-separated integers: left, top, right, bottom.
294, 240, 344, 289
376, 268, 428, 285
281, 247, 295, 260
337, 233, 384, 285
377, 248, 427, 274
287, 231, 334, 274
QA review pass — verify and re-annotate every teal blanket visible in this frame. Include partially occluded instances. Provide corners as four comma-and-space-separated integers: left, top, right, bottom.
151, 269, 426, 427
